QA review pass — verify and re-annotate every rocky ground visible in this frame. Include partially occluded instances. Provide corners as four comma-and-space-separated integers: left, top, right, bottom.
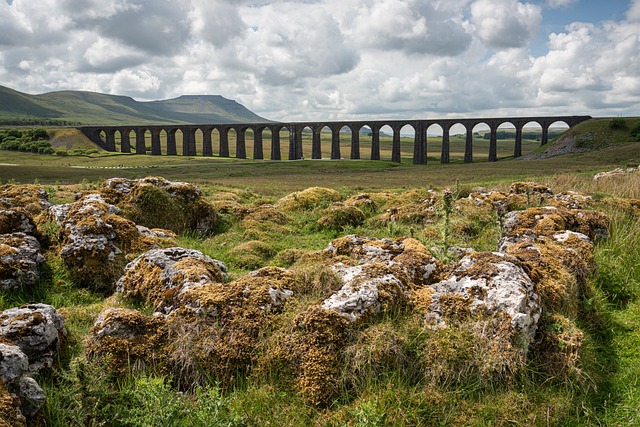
1, 175, 636, 424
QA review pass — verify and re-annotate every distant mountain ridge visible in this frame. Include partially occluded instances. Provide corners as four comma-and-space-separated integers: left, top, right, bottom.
0, 85, 270, 125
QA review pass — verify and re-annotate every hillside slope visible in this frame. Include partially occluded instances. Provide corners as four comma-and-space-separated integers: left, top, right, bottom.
526, 117, 640, 159
0, 85, 270, 125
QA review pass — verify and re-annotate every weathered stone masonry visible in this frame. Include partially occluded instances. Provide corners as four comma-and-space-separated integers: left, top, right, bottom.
79, 115, 591, 164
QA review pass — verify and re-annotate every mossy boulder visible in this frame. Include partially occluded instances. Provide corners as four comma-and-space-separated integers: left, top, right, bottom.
317, 204, 366, 230
509, 181, 553, 195
275, 187, 342, 211
503, 206, 609, 240
0, 304, 66, 420
0, 233, 45, 290
498, 231, 594, 315
50, 194, 172, 292
85, 308, 169, 377
0, 303, 67, 373
427, 252, 542, 344
99, 177, 220, 234
116, 247, 228, 313
322, 262, 408, 322
0, 185, 50, 215
325, 235, 442, 287
0, 209, 37, 236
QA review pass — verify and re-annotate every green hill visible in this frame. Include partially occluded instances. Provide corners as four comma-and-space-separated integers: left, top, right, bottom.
0, 85, 270, 126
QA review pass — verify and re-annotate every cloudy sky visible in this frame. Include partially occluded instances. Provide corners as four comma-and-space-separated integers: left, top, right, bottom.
1, 0, 639, 121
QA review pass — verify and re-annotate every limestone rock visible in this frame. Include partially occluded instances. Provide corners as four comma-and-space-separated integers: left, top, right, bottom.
0, 304, 66, 373
0, 344, 28, 386
51, 193, 167, 291
325, 235, 442, 287
116, 247, 228, 313
0, 209, 37, 235
502, 206, 609, 240
322, 263, 406, 322
0, 184, 51, 215
0, 304, 65, 421
99, 176, 219, 234
0, 233, 45, 290
16, 376, 46, 418
86, 307, 168, 376
428, 252, 541, 343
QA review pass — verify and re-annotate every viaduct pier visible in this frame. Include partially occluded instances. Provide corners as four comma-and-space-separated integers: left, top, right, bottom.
79, 115, 591, 164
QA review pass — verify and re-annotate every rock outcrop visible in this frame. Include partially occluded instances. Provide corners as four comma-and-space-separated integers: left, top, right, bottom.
0, 304, 66, 421
99, 177, 220, 234
0, 233, 45, 290
48, 193, 172, 291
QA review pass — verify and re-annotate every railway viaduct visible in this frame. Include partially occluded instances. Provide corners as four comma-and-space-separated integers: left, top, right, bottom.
79, 115, 591, 164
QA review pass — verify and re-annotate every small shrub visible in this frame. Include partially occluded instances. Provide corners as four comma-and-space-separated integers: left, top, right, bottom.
630, 122, 640, 140
608, 118, 627, 130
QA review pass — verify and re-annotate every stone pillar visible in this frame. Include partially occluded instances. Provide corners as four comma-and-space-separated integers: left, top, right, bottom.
413, 123, 426, 165
135, 129, 147, 154
271, 128, 281, 160
371, 127, 380, 160
105, 130, 116, 152
541, 125, 549, 146
514, 126, 523, 158
253, 128, 264, 160
312, 127, 322, 159
203, 128, 213, 156
488, 126, 498, 162
331, 126, 341, 159
150, 129, 161, 155
121, 130, 131, 153
236, 128, 247, 159
464, 126, 473, 163
181, 128, 190, 156
350, 127, 360, 160
392, 127, 401, 163
167, 130, 177, 156
220, 128, 229, 157
441, 125, 450, 164
296, 126, 304, 159
288, 125, 301, 160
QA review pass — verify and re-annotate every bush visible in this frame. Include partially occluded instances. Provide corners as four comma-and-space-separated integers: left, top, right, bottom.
608, 118, 627, 130
630, 122, 640, 140
0, 128, 52, 154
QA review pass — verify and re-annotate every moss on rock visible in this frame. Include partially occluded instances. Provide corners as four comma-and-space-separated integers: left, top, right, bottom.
275, 187, 342, 211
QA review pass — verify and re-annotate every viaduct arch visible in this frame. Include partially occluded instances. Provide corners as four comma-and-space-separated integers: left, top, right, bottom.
80, 115, 591, 164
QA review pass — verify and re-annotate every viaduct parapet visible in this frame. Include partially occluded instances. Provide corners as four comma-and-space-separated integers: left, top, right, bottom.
79, 115, 591, 164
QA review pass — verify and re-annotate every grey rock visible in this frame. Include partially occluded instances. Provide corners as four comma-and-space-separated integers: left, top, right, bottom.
17, 376, 46, 418
116, 247, 228, 314
0, 343, 28, 385
322, 264, 405, 322
0, 303, 66, 373
0, 209, 37, 235
428, 253, 541, 343
0, 233, 45, 290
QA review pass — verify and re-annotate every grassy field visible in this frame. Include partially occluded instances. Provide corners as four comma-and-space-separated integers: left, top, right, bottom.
1, 118, 640, 426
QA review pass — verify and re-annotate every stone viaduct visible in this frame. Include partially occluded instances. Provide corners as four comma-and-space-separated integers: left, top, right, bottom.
79, 115, 591, 164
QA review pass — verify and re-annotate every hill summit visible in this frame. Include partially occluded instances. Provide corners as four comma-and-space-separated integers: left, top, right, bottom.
0, 85, 270, 126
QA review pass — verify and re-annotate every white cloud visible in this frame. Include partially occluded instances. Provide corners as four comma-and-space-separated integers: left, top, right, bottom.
471, 0, 542, 49
349, 0, 472, 55
546, 0, 578, 8
0, 0, 639, 121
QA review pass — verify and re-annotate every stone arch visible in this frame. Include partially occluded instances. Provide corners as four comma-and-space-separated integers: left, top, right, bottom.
210, 127, 222, 156
495, 121, 516, 160
545, 120, 570, 145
